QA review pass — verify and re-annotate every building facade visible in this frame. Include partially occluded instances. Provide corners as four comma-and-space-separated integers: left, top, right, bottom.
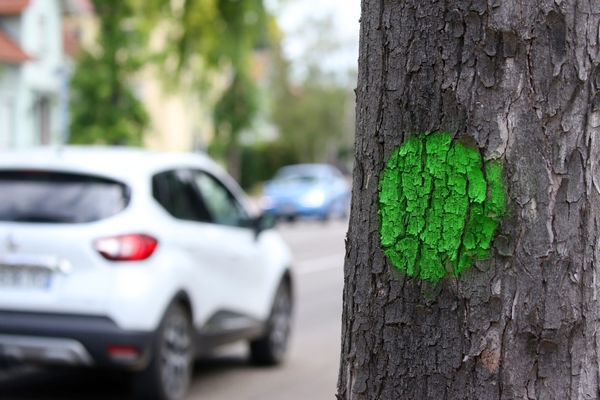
0, 0, 66, 149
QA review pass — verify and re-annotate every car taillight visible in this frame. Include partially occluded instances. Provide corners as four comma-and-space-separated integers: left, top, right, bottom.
95, 234, 158, 261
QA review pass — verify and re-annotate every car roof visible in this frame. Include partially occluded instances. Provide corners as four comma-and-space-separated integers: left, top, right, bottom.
277, 164, 336, 173
274, 164, 342, 179
0, 146, 222, 184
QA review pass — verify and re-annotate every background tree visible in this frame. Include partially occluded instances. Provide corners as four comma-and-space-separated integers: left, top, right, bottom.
70, 0, 268, 162
143, 0, 268, 179
233, 15, 356, 191
338, 1, 600, 399
270, 16, 355, 166
69, 0, 148, 145
271, 63, 352, 164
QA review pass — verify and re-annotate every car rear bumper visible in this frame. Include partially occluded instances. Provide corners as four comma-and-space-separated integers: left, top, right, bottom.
0, 310, 154, 370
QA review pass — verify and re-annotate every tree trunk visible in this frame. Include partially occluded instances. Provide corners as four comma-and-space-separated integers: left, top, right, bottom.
338, 1, 600, 399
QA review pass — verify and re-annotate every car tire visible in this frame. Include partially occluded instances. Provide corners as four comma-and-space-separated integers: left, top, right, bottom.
249, 281, 293, 366
132, 303, 193, 400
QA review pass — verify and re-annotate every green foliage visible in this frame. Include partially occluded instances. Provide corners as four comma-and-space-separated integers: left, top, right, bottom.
70, 0, 268, 152
142, 0, 266, 71
214, 70, 259, 154
239, 141, 299, 190
268, 16, 354, 166
271, 75, 351, 162
379, 132, 506, 283
69, 0, 351, 179
269, 44, 353, 162
142, 0, 268, 173
69, 0, 148, 145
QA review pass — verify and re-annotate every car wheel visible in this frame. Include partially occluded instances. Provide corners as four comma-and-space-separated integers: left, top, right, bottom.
133, 303, 193, 400
250, 281, 293, 366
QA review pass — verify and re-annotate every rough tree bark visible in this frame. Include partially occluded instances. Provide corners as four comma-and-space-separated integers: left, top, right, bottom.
338, 1, 600, 399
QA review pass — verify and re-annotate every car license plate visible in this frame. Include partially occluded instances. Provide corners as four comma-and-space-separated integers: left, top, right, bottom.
0, 254, 64, 290
0, 265, 52, 290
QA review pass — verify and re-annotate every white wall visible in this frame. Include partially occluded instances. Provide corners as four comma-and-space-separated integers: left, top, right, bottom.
0, 66, 20, 148
21, 0, 63, 93
0, 0, 65, 149
0, 15, 21, 149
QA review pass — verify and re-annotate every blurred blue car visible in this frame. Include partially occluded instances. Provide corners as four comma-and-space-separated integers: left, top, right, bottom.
261, 164, 350, 221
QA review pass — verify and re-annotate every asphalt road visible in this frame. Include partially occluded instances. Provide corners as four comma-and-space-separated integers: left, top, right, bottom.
0, 219, 347, 400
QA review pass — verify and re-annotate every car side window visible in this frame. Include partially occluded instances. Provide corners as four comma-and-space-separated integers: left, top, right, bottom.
190, 171, 247, 227
152, 170, 211, 222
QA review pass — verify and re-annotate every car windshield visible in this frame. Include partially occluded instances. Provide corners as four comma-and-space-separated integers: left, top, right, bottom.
274, 167, 328, 184
0, 170, 130, 223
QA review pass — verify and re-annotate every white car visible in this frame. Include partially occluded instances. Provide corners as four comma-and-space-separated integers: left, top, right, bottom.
0, 147, 294, 400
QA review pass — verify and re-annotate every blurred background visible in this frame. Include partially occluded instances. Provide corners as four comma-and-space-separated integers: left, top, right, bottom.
0, 0, 358, 189
0, 0, 359, 398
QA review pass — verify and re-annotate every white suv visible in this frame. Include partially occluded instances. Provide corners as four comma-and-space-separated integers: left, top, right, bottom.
0, 147, 294, 400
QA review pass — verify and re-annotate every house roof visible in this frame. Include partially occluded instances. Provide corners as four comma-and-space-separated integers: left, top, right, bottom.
0, 0, 30, 15
0, 29, 29, 64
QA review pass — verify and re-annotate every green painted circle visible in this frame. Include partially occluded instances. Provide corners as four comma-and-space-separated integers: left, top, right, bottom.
379, 132, 506, 282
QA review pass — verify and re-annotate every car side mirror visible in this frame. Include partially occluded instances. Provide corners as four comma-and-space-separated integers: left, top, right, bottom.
251, 212, 276, 238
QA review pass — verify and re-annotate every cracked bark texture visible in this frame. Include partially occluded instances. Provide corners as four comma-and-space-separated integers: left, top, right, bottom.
338, 1, 600, 399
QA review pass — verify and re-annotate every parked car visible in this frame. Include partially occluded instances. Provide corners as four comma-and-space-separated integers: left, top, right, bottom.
261, 164, 350, 222
0, 147, 294, 400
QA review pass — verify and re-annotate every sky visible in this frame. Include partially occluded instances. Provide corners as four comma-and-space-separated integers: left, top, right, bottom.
266, 0, 361, 79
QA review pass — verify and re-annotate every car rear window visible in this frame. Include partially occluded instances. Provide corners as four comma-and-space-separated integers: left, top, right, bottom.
0, 170, 130, 223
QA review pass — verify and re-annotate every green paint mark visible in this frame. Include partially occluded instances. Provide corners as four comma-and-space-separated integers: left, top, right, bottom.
379, 132, 506, 283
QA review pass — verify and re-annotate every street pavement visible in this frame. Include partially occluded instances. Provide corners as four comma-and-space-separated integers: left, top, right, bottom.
0, 219, 347, 400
